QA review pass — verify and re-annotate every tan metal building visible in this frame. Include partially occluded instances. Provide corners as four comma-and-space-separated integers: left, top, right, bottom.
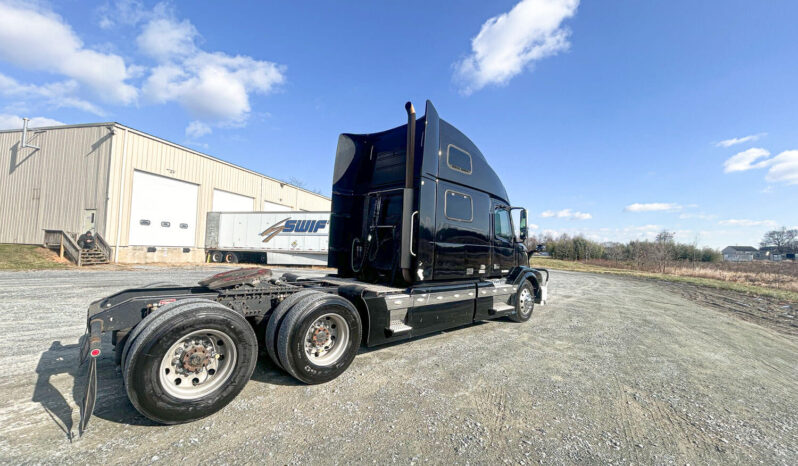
0, 122, 330, 263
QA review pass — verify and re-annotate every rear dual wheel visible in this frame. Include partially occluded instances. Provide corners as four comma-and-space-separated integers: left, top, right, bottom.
267, 292, 362, 384
122, 300, 257, 424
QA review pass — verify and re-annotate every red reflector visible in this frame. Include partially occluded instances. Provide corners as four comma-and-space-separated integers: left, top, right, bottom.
158, 298, 177, 305
90, 349, 101, 357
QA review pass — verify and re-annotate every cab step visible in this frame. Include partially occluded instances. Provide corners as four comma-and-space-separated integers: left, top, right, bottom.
489, 303, 514, 316
386, 320, 413, 336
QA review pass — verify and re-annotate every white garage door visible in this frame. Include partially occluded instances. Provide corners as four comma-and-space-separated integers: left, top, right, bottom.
213, 189, 254, 211
129, 171, 198, 246
263, 200, 292, 211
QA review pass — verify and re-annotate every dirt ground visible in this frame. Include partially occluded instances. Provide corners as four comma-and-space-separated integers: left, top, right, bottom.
0, 267, 796, 464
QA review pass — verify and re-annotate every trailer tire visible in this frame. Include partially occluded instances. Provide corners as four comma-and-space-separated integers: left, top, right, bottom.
120, 298, 213, 371
509, 281, 535, 323
224, 252, 239, 263
123, 301, 257, 424
210, 251, 223, 263
264, 289, 322, 370
277, 294, 361, 384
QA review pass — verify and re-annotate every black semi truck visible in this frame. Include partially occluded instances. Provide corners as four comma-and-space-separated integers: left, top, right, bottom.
78, 100, 549, 432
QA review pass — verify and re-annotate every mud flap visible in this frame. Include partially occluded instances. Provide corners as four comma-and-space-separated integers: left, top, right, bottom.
78, 320, 102, 435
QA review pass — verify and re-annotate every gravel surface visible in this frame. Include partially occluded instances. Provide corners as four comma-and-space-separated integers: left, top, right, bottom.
0, 267, 796, 464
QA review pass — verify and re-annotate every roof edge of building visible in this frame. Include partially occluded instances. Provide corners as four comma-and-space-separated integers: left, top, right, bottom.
0, 121, 330, 201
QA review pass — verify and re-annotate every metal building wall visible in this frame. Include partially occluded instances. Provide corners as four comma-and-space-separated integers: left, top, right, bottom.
104, 125, 330, 262
0, 124, 114, 244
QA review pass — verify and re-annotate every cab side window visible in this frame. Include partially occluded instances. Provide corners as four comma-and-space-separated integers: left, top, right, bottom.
494, 208, 511, 241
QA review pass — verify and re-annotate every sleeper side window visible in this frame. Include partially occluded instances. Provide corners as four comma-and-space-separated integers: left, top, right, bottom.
445, 190, 473, 222
494, 208, 512, 241
447, 145, 472, 174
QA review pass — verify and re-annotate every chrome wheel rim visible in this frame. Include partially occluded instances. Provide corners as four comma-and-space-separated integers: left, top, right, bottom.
519, 288, 533, 316
304, 313, 349, 367
159, 329, 237, 400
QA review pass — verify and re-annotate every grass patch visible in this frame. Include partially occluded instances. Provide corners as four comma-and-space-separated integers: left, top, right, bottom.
0, 244, 72, 270
529, 257, 798, 302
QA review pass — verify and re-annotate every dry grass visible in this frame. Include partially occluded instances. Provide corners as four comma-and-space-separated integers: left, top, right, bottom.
529, 257, 798, 302
0, 244, 72, 270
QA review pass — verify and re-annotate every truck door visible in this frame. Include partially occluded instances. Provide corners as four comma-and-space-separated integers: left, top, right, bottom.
491, 203, 515, 276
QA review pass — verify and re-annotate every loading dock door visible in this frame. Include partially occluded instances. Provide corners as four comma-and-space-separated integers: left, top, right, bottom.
263, 200, 291, 211
213, 189, 254, 212
128, 170, 198, 246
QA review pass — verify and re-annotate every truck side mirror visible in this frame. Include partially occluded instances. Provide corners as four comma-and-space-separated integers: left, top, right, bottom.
519, 209, 528, 242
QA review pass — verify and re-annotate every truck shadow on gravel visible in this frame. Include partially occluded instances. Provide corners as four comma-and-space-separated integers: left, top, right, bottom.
34, 338, 161, 440
33, 340, 82, 441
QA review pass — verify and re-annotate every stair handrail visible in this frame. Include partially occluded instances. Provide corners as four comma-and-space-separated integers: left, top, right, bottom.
94, 232, 112, 262
43, 229, 82, 266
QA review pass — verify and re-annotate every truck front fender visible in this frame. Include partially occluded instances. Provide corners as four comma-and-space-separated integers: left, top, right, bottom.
507, 266, 549, 305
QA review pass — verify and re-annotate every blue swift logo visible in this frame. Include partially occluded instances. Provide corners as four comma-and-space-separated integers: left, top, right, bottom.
260, 218, 328, 243
282, 219, 327, 233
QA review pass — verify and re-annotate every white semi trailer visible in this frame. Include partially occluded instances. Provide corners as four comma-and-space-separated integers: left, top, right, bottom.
205, 211, 330, 265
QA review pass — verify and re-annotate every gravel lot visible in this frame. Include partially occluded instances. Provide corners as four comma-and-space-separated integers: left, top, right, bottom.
0, 266, 796, 464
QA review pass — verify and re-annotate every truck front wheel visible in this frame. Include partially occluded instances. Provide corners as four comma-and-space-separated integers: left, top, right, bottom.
123, 301, 258, 424
509, 281, 535, 323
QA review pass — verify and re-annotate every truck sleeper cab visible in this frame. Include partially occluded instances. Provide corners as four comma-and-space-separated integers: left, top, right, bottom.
77, 101, 548, 432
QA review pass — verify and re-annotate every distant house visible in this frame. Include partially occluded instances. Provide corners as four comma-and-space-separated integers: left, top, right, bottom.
755, 246, 777, 260
722, 246, 757, 262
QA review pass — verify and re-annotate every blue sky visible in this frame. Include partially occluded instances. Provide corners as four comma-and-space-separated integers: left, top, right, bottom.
1, 0, 796, 248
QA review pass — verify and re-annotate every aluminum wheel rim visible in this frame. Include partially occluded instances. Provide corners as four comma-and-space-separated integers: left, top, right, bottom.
519, 288, 533, 316
159, 329, 237, 400
304, 313, 349, 367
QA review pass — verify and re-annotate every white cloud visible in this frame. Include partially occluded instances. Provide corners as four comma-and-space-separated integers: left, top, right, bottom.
139, 17, 286, 124
528, 223, 539, 230
541, 208, 592, 220
97, 0, 156, 29
137, 17, 199, 62
0, 114, 64, 130
765, 150, 798, 185
0, 72, 105, 115
723, 147, 771, 173
721, 147, 798, 185
185, 120, 211, 139
624, 202, 682, 212
715, 133, 766, 148
0, 2, 138, 104
718, 219, 777, 227
454, 0, 579, 94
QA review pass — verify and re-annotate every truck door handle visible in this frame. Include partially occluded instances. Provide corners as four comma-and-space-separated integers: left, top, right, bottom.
409, 211, 418, 257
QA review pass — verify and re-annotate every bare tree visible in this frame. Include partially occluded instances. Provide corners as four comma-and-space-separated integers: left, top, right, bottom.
287, 177, 307, 189
653, 230, 675, 273
760, 227, 798, 254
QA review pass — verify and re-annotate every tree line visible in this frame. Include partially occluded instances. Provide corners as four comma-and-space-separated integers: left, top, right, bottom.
528, 231, 720, 272
530, 226, 796, 271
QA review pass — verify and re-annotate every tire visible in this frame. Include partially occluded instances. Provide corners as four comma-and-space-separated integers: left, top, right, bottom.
121, 298, 213, 371
123, 301, 258, 424
277, 294, 361, 384
264, 289, 322, 370
210, 251, 223, 263
509, 281, 535, 323
224, 252, 239, 263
